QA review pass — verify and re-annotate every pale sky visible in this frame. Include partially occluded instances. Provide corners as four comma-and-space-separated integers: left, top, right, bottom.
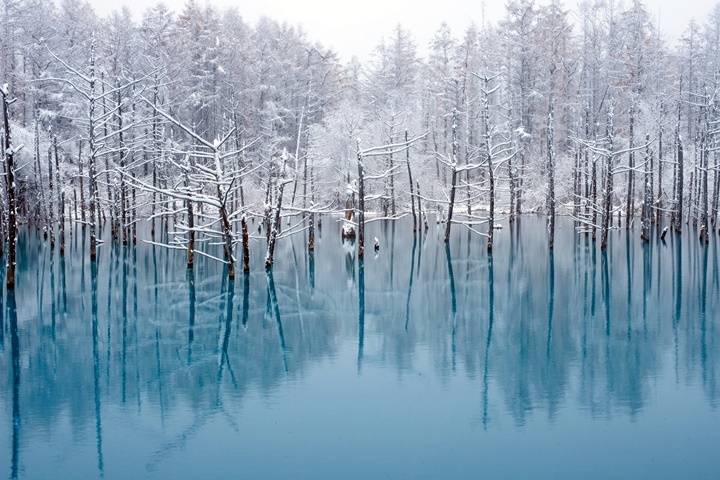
89, 0, 719, 62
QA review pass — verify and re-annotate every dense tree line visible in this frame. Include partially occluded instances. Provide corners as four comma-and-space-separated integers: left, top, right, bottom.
2, 0, 720, 280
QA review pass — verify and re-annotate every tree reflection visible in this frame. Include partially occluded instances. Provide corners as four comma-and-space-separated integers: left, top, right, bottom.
3, 217, 720, 471
482, 252, 494, 429
266, 270, 288, 373
358, 257, 365, 372
9, 289, 19, 480
218, 279, 236, 387
91, 261, 104, 476
187, 268, 196, 363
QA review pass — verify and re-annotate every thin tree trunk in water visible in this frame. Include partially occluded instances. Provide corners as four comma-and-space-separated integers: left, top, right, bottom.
219, 200, 234, 279
481, 78, 494, 253
290, 107, 303, 208
572, 148, 579, 221
54, 134, 65, 255
34, 112, 48, 238
592, 152, 597, 241
601, 106, 615, 251
658, 118, 664, 226
509, 141, 516, 223
700, 97, 710, 243
688, 170, 694, 228
101, 75, 114, 240
151, 84, 159, 238
712, 149, 719, 229
626, 102, 635, 229
547, 102, 556, 250
2, 86, 17, 289
675, 125, 684, 233
88, 37, 98, 262
232, 104, 248, 262
357, 142, 366, 259
47, 134, 55, 249
466, 106, 472, 217
308, 210, 315, 251
444, 109, 458, 244
641, 135, 651, 242
265, 152, 288, 270
516, 152, 524, 216
416, 180, 426, 231
132, 186, 136, 245
185, 167, 194, 269
405, 130, 417, 232
389, 150, 395, 217
241, 214, 250, 273
117, 81, 128, 246
584, 104, 591, 237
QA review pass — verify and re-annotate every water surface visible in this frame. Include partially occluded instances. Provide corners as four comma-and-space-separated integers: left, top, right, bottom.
1, 217, 719, 479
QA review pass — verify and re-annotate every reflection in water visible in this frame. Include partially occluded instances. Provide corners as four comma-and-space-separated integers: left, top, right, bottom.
9, 289, 19, 480
405, 234, 416, 331
91, 260, 104, 477
266, 271, 288, 374
445, 244, 457, 372
242, 272, 249, 328
357, 257, 365, 372
2, 218, 720, 478
218, 279, 236, 387
482, 252, 494, 429
187, 268, 195, 363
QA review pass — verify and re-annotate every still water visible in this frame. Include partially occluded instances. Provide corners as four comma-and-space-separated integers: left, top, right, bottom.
1, 217, 719, 479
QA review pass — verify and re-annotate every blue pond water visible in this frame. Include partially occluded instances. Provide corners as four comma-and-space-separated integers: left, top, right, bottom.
1, 216, 719, 479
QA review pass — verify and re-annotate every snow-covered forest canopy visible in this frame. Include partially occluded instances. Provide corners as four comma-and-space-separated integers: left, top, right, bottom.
2, 0, 720, 276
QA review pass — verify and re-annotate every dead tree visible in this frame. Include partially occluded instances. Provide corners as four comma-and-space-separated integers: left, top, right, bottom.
626, 101, 636, 229
405, 130, 417, 232
641, 135, 652, 242
356, 134, 425, 258
547, 101, 556, 249
45, 35, 147, 261
674, 123, 684, 234
133, 102, 256, 280
265, 150, 292, 270
601, 105, 616, 250
699, 89, 710, 243
53, 134, 66, 254
356, 140, 366, 259
2, 83, 19, 289
444, 109, 459, 243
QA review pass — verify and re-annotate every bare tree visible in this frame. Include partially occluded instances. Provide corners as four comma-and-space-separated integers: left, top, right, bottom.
2, 83, 19, 289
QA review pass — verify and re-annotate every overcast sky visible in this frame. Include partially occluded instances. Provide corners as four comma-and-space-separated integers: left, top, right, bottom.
89, 0, 719, 61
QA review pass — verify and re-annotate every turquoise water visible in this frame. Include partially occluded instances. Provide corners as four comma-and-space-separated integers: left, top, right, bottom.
1, 217, 719, 479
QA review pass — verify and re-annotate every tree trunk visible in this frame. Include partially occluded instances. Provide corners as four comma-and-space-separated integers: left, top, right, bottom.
547, 102, 556, 249
2, 86, 17, 289
47, 133, 55, 249
406, 130, 417, 232
88, 37, 98, 262
265, 152, 288, 270
444, 109, 458, 244
241, 213, 250, 274
601, 106, 615, 251
357, 142, 366, 259
53, 134, 65, 255
698, 92, 710, 242
482, 80, 494, 253
641, 135, 651, 242
675, 124, 684, 234
657, 117, 664, 226
626, 102, 635, 229
185, 168, 194, 269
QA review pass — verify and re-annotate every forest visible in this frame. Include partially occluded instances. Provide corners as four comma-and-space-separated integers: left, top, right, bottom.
2, 0, 720, 284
